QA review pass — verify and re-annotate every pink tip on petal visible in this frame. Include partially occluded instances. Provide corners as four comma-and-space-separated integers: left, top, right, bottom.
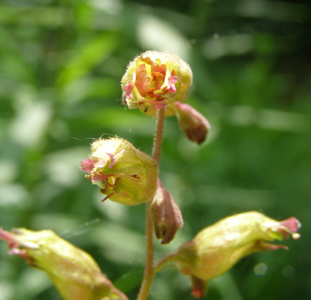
168, 84, 177, 93
124, 82, 134, 98
169, 75, 178, 84
280, 217, 301, 233
168, 75, 178, 93
80, 159, 94, 172
106, 153, 116, 168
91, 173, 107, 182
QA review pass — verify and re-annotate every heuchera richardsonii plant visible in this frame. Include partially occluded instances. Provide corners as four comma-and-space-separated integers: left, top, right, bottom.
0, 51, 301, 300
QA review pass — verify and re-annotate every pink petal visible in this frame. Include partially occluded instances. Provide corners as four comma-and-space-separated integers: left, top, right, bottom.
168, 75, 178, 93
124, 82, 134, 98
169, 75, 178, 84
106, 153, 116, 168
80, 159, 94, 173
280, 217, 301, 233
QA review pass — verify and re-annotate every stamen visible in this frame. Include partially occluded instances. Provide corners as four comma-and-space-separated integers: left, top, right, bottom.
152, 72, 164, 82
292, 233, 300, 240
102, 191, 115, 202
147, 87, 155, 98
153, 90, 164, 95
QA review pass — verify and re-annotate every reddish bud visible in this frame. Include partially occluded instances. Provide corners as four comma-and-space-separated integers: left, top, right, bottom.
172, 102, 210, 144
150, 180, 183, 244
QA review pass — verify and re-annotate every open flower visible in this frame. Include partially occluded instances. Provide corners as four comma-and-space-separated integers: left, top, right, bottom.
0, 227, 128, 300
121, 51, 193, 114
155, 211, 301, 298
80, 137, 158, 205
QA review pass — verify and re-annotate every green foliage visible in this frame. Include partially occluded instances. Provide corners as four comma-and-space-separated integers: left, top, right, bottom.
0, 0, 310, 299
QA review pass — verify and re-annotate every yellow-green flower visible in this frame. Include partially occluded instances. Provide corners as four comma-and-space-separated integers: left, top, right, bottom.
80, 137, 158, 205
156, 211, 301, 298
0, 228, 128, 300
121, 51, 192, 114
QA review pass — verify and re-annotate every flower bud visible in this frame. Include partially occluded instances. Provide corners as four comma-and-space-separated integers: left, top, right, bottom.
159, 211, 301, 298
0, 227, 128, 300
172, 102, 210, 144
80, 137, 158, 205
121, 51, 193, 115
150, 180, 183, 244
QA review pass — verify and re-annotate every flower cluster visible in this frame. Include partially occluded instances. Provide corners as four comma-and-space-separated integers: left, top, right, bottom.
121, 51, 209, 144
0, 51, 302, 300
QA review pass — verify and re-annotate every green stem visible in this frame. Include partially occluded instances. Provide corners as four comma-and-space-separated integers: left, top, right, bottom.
153, 252, 177, 274
137, 107, 166, 300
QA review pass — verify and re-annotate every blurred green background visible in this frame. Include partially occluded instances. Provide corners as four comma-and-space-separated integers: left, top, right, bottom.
0, 0, 310, 299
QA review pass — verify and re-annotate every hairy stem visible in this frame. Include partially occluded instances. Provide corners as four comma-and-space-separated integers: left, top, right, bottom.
152, 107, 166, 162
153, 252, 177, 274
137, 107, 166, 300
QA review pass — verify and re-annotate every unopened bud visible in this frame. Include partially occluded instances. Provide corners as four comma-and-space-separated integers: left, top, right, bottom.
172, 102, 210, 144
0, 228, 128, 300
80, 137, 158, 205
150, 180, 183, 244
159, 211, 301, 298
121, 51, 193, 115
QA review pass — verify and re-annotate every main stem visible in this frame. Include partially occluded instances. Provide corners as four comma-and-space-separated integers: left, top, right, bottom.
137, 107, 166, 300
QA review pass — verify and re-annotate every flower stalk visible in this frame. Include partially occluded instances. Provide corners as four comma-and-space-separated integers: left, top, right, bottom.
137, 107, 166, 300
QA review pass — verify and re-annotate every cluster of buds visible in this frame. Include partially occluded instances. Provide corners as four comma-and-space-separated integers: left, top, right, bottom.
0, 227, 128, 300
80, 137, 184, 244
121, 51, 209, 144
80, 137, 158, 205
156, 211, 301, 298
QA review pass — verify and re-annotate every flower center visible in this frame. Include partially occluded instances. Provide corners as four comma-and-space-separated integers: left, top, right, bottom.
132, 62, 178, 109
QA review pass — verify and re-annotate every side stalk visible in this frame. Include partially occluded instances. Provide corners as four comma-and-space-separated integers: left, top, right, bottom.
137, 107, 166, 300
